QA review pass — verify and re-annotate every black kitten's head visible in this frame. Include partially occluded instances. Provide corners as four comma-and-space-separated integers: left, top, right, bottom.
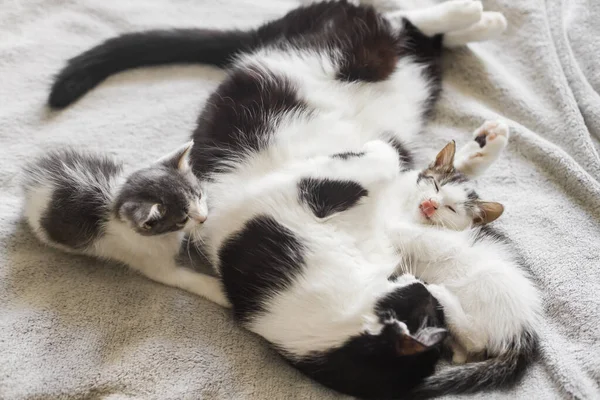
373, 279, 447, 358
293, 279, 447, 399
114, 141, 207, 236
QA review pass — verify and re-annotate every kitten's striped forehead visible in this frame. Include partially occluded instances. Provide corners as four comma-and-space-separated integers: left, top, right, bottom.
422, 165, 469, 186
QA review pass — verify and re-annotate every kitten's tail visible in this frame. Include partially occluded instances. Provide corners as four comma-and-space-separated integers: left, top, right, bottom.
409, 330, 538, 399
48, 29, 258, 109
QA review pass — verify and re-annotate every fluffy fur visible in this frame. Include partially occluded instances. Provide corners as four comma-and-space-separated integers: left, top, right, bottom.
45, 1, 540, 398
22, 143, 228, 307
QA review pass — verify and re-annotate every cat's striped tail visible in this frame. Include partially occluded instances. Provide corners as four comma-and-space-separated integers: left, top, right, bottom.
48, 29, 257, 109
409, 330, 538, 399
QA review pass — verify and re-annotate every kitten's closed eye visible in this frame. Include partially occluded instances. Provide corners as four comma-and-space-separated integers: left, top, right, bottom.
176, 216, 189, 227
446, 205, 456, 213
142, 220, 157, 230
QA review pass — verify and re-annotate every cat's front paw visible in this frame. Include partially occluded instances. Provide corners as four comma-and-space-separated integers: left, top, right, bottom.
361, 140, 400, 178
454, 120, 509, 177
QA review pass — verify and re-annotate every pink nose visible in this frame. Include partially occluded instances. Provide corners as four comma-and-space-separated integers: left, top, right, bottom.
420, 199, 438, 218
193, 214, 207, 224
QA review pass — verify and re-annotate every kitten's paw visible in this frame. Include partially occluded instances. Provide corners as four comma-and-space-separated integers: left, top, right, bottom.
444, 11, 508, 47
473, 119, 510, 153
454, 120, 509, 176
451, 344, 469, 364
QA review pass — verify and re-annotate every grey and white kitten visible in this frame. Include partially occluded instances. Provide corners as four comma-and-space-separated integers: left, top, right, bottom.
22, 142, 228, 307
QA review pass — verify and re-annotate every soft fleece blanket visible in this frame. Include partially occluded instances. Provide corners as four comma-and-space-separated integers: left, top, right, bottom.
1, 0, 599, 399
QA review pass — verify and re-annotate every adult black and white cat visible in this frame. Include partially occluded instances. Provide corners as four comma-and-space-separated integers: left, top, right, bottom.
22, 142, 229, 307
46, 0, 540, 398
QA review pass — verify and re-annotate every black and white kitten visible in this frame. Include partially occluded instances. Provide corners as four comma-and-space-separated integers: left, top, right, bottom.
45, 0, 535, 398
22, 142, 229, 307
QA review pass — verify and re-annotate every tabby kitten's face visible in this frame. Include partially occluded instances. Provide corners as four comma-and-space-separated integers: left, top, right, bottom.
115, 141, 207, 236
411, 142, 503, 230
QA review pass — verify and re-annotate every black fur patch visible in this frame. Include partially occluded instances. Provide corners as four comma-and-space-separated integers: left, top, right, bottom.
27, 150, 122, 249
292, 283, 445, 399
192, 68, 308, 178
375, 282, 445, 333
298, 178, 368, 219
331, 151, 365, 160
475, 133, 487, 148
218, 215, 305, 322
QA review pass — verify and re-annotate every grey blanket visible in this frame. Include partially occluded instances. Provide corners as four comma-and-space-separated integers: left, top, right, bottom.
1, 0, 599, 398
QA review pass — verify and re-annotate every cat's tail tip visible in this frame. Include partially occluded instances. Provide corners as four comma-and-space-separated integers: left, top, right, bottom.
407, 331, 538, 399
48, 65, 101, 109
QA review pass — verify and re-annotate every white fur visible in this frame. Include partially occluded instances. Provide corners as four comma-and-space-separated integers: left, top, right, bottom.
22, 150, 225, 307
183, 3, 539, 360
390, 222, 541, 358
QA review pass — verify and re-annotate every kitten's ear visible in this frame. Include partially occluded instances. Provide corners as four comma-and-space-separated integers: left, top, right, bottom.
473, 201, 504, 225
158, 141, 194, 172
396, 327, 447, 356
119, 201, 165, 229
432, 141, 456, 170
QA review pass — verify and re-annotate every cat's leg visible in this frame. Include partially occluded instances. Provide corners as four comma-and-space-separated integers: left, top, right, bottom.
443, 12, 508, 47
139, 262, 231, 308
386, 1, 484, 36
454, 120, 510, 178
309, 140, 402, 190
298, 141, 400, 220
426, 283, 484, 361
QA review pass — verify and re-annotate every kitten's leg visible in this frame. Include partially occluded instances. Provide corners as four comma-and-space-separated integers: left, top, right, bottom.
427, 283, 483, 360
386, 1, 483, 36
443, 12, 508, 47
141, 264, 231, 308
454, 120, 510, 178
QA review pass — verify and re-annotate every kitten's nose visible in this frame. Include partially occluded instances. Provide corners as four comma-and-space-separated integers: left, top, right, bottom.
192, 213, 207, 224
420, 199, 438, 218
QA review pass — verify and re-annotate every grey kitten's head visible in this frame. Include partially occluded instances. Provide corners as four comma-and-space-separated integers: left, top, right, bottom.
409, 141, 504, 230
114, 141, 207, 236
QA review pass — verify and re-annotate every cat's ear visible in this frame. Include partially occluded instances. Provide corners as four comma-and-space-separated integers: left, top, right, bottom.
158, 141, 194, 173
432, 141, 456, 170
396, 327, 447, 356
473, 201, 504, 225
119, 201, 166, 230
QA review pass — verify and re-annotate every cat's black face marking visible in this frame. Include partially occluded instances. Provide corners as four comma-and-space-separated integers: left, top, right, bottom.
298, 178, 368, 219
293, 282, 446, 399
32, 150, 123, 249
114, 165, 200, 236
219, 215, 305, 322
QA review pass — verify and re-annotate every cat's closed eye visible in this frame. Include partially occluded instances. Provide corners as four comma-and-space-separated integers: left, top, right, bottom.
142, 220, 157, 230
176, 216, 189, 227
446, 205, 456, 213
